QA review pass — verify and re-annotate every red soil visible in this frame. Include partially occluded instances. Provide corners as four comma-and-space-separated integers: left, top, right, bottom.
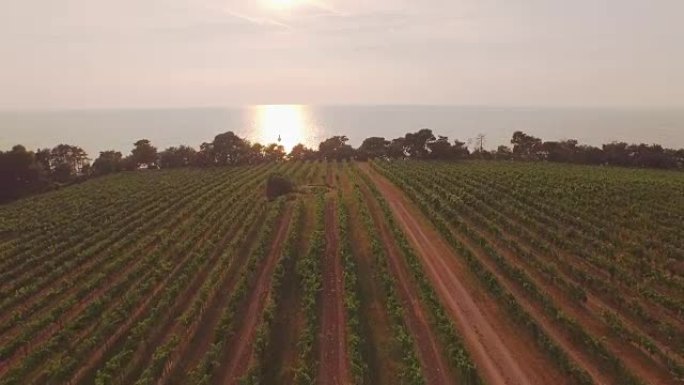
124, 214, 256, 385
0, 235, 182, 378
166, 211, 268, 385
65, 239, 209, 385
216, 207, 294, 385
326, 163, 335, 187
358, 176, 455, 385
471, 216, 680, 384
265, 201, 315, 385
0, 179, 246, 360
63, 194, 255, 385
340, 166, 401, 385
358, 162, 567, 385
317, 199, 352, 385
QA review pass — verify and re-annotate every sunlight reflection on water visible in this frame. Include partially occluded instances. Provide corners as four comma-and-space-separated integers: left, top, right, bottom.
252, 104, 321, 152
2, 106, 683, 157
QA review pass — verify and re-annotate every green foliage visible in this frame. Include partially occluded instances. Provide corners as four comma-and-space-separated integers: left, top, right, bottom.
348, 171, 425, 385
293, 192, 325, 385
0, 164, 283, 385
240, 200, 304, 385
353, 166, 483, 385
266, 173, 295, 200
373, 159, 684, 385
187, 199, 285, 384
337, 185, 369, 384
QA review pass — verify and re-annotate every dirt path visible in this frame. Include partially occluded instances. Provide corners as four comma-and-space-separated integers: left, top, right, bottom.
317, 199, 352, 385
216, 207, 294, 385
166, 210, 267, 385
358, 162, 564, 385
326, 162, 335, 187
357, 176, 454, 385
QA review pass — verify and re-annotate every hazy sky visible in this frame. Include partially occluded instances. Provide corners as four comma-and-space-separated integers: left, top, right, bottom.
1, 0, 683, 109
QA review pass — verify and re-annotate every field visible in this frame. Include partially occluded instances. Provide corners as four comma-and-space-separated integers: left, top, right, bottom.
0, 160, 682, 385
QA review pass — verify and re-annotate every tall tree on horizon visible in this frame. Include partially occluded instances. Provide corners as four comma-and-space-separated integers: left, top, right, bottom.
131, 139, 158, 169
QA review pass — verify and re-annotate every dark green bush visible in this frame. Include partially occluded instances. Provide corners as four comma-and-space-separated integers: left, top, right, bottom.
266, 174, 294, 199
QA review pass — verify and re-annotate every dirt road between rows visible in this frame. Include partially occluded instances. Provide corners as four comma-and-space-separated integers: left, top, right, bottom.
317, 199, 352, 385
358, 176, 455, 385
358, 162, 558, 385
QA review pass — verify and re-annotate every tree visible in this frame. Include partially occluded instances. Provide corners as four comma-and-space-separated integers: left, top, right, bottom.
670, 149, 684, 168
35, 148, 51, 173
452, 140, 470, 159
494, 145, 513, 160
541, 139, 578, 163
196, 142, 215, 167
511, 131, 543, 160
387, 138, 407, 158
92, 151, 123, 175
404, 129, 435, 158
131, 139, 158, 169
52, 163, 74, 182
289, 143, 316, 161
358, 137, 390, 159
48, 144, 90, 182
574, 145, 605, 165
629, 143, 676, 169
121, 156, 138, 171
159, 146, 196, 169
602, 142, 630, 166
247, 143, 265, 164
0, 145, 48, 202
212, 131, 249, 166
427, 136, 452, 159
318, 136, 354, 160
264, 143, 286, 162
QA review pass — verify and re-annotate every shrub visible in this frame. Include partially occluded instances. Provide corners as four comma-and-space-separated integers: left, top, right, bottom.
266, 174, 294, 199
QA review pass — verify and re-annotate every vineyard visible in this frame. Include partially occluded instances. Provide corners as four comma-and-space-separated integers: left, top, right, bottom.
0, 160, 682, 385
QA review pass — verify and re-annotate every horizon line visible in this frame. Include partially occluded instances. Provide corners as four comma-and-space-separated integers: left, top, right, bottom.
2, 103, 684, 113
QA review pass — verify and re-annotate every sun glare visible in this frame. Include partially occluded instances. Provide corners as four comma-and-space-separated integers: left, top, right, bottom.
255, 105, 313, 152
264, 0, 300, 10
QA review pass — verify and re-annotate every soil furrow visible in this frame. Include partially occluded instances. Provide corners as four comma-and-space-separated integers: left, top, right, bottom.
216, 206, 294, 385
358, 174, 455, 385
317, 199, 351, 385
359, 162, 566, 385
165, 208, 268, 385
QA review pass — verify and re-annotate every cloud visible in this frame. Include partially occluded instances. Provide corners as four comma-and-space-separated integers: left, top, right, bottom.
303, 0, 347, 16
219, 8, 292, 29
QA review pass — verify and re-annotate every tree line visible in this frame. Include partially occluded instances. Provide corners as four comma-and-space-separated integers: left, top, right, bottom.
2, 129, 683, 203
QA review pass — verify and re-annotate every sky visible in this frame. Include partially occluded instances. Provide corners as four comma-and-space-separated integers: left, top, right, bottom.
1, 0, 683, 109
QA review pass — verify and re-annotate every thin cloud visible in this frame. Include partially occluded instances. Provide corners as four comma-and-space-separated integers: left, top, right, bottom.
306, 0, 347, 16
221, 9, 292, 29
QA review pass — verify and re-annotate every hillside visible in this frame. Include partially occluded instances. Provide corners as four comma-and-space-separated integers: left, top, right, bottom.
0, 160, 682, 385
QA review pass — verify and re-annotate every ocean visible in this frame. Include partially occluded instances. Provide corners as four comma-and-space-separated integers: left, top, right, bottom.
1, 105, 683, 157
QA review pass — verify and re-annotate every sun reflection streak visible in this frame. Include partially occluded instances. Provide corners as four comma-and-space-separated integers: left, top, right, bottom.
254, 105, 316, 152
